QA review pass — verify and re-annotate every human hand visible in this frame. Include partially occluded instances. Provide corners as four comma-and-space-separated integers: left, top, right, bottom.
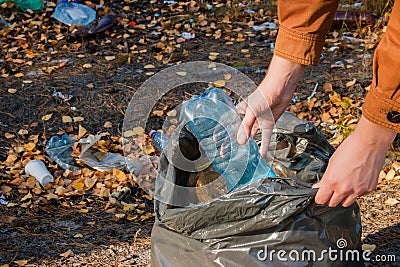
236, 56, 306, 156
312, 116, 396, 207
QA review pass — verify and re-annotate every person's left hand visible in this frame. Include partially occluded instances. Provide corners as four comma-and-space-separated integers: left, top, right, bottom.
312, 115, 396, 207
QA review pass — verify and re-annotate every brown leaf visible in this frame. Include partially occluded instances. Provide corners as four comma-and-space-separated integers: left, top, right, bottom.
62, 116, 73, 123
84, 177, 97, 190
346, 78, 356, 87
60, 249, 74, 258
13, 259, 29, 266
386, 169, 395, 181
104, 121, 113, 128
42, 113, 53, 121
1, 185, 12, 193
214, 80, 226, 87
385, 198, 399, 206
21, 192, 32, 202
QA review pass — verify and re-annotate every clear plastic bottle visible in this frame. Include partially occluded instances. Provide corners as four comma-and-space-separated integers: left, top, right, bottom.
149, 130, 169, 152
52, 0, 96, 26
183, 87, 275, 191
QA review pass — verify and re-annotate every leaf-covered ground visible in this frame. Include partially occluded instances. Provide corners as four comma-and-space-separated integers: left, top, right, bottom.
0, 1, 399, 266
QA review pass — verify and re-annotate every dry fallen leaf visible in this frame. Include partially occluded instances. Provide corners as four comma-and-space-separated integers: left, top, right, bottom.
73, 117, 84, 122
104, 121, 112, 128
5, 133, 15, 139
74, 233, 83, 238
144, 64, 155, 69
42, 113, 53, 121
60, 250, 74, 258
385, 198, 399, 206
386, 169, 395, 181
346, 78, 356, 87
83, 63, 92, 69
8, 88, 17, 94
13, 259, 29, 266
224, 73, 232, 80
214, 80, 226, 87
176, 71, 187, 76
105, 56, 116, 61
14, 73, 24, 78
362, 244, 376, 251
62, 116, 73, 123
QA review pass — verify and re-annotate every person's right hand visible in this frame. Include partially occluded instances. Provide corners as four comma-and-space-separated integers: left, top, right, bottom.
236, 56, 306, 157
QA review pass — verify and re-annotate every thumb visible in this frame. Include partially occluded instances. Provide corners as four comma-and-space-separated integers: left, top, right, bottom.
237, 108, 256, 145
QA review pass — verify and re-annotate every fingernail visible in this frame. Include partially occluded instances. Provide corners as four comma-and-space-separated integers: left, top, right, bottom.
312, 183, 320, 189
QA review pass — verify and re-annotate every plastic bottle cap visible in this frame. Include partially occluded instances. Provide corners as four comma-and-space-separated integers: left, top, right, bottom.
149, 130, 156, 137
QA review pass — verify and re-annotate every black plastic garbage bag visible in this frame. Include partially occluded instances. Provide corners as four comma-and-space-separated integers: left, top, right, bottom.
151, 112, 363, 267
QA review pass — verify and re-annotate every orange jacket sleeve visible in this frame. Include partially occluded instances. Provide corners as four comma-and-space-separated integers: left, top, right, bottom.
275, 0, 400, 132
363, 1, 400, 132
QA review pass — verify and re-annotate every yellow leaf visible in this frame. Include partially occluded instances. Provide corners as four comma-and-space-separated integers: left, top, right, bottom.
83, 63, 92, 69
385, 169, 395, 181
72, 182, 85, 190
224, 73, 232, 80
208, 63, 216, 68
80, 208, 89, 213
154, 54, 163, 61
385, 198, 399, 206
23, 80, 32, 84
144, 64, 155, 69
346, 78, 356, 87
115, 213, 125, 218
145, 72, 155, 76
78, 124, 87, 138
114, 169, 127, 182
18, 129, 28, 135
74, 233, 83, 238
209, 52, 220, 56
153, 110, 164, 116
84, 177, 97, 190
104, 121, 112, 128
105, 56, 115, 61
60, 250, 74, 258
5, 133, 15, 139
176, 71, 187, 76
45, 193, 59, 200
362, 244, 376, 251
14, 73, 24, 78
214, 80, 226, 87
62, 116, 73, 123
13, 259, 29, 266
21, 192, 32, 202
42, 113, 53, 121
73, 116, 84, 122
23, 142, 36, 151
8, 88, 17, 94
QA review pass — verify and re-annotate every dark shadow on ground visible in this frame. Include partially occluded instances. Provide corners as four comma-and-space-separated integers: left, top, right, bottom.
363, 222, 400, 266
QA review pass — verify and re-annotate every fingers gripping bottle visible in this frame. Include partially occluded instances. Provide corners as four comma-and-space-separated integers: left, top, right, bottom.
183, 87, 275, 191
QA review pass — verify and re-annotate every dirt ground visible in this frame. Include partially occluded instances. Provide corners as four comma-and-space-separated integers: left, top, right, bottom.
1, 1, 399, 266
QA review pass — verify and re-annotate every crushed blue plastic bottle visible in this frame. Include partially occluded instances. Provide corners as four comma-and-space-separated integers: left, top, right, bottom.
183, 87, 275, 191
149, 130, 169, 152
53, 0, 96, 26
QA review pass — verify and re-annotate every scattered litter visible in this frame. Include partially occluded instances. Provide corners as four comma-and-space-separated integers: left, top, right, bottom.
244, 9, 255, 14
45, 135, 80, 171
0, 0, 42, 11
331, 61, 345, 68
329, 46, 340, 52
342, 35, 365, 44
307, 83, 319, 102
181, 32, 195, 39
269, 43, 275, 52
78, 135, 127, 172
0, 193, 8, 205
290, 95, 301, 104
341, 2, 363, 9
25, 160, 54, 187
252, 22, 278, 31
0, 15, 11, 28
52, 0, 96, 26
74, 15, 116, 38
233, 66, 265, 74
52, 91, 73, 102
163, 0, 177, 4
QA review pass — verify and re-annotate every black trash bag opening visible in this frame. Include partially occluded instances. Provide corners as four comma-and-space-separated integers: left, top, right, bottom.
152, 111, 363, 267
